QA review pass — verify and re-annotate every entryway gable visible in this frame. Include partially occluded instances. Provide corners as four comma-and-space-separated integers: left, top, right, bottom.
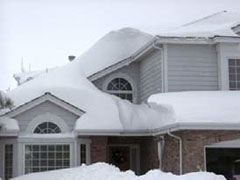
4, 92, 85, 118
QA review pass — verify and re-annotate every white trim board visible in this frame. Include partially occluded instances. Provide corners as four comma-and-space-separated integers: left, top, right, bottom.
2, 93, 85, 118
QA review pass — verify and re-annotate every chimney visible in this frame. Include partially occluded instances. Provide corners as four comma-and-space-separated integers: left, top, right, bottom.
68, 55, 76, 62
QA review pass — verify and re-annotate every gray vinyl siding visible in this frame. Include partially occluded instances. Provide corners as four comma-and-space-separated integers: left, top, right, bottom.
139, 50, 162, 102
93, 62, 140, 103
167, 44, 219, 92
13, 101, 79, 132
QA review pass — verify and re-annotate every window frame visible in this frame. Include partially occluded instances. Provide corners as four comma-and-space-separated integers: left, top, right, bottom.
22, 142, 74, 175
25, 113, 69, 134
33, 122, 61, 134
228, 59, 240, 90
103, 73, 137, 103
3, 144, 13, 180
24, 144, 71, 174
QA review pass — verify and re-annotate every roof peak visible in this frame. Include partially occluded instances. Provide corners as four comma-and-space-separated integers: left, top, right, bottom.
182, 11, 228, 27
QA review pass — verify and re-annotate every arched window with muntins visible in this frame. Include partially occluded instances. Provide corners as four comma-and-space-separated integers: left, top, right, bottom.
34, 122, 61, 134
107, 78, 133, 102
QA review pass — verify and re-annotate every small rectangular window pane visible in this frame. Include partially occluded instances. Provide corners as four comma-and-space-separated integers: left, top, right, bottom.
80, 144, 86, 164
5, 144, 13, 180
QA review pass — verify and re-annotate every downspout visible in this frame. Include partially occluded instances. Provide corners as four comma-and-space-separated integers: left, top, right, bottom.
157, 136, 165, 170
152, 39, 165, 93
167, 129, 183, 175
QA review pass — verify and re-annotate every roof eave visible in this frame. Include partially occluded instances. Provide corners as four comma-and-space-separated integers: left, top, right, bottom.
155, 35, 240, 44
75, 122, 240, 136
88, 38, 156, 82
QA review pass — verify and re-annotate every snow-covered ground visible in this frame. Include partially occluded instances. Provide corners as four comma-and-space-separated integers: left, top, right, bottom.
12, 163, 225, 180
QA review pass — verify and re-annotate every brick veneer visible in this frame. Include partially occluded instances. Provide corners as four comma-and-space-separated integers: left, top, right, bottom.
87, 131, 240, 175
161, 130, 240, 174
89, 136, 159, 174
90, 136, 108, 163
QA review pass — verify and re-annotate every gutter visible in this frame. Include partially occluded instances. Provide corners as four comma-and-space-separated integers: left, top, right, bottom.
75, 121, 240, 137
167, 129, 183, 175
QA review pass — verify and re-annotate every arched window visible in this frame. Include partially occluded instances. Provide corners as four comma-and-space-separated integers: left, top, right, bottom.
34, 122, 61, 134
107, 78, 133, 102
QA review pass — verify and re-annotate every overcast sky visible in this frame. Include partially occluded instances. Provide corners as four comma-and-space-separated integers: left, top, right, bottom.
1, 0, 240, 90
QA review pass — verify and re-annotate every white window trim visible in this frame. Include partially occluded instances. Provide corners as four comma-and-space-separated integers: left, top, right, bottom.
216, 43, 240, 90
204, 144, 240, 172
24, 113, 69, 134
102, 73, 137, 103
22, 142, 74, 175
76, 138, 91, 166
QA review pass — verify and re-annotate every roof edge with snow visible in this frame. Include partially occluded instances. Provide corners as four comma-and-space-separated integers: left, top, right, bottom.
2, 92, 85, 118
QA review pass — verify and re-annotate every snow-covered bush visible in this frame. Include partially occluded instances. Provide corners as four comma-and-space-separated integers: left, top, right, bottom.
0, 91, 14, 110
12, 163, 225, 180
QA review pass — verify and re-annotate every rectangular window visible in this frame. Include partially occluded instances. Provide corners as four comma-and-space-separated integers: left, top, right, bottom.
80, 144, 86, 164
25, 144, 70, 174
4, 144, 13, 180
229, 59, 240, 90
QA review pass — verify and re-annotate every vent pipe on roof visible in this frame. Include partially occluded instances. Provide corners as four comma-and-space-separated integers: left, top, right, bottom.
68, 55, 76, 62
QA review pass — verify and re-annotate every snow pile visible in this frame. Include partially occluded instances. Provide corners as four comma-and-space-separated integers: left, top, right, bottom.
148, 91, 240, 125
0, 117, 19, 133
74, 27, 153, 77
12, 163, 225, 180
159, 11, 240, 38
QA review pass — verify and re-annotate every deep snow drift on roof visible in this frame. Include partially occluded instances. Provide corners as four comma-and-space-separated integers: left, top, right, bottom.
158, 11, 240, 38
5, 45, 168, 133
74, 27, 153, 77
7, 63, 124, 131
148, 91, 240, 125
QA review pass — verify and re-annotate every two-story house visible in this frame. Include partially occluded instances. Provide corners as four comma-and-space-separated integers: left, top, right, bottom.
1, 11, 240, 180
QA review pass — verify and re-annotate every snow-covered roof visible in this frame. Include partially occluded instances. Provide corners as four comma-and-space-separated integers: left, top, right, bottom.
14, 69, 55, 86
74, 27, 153, 77
4, 48, 168, 135
158, 11, 240, 38
148, 91, 240, 132
0, 117, 19, 135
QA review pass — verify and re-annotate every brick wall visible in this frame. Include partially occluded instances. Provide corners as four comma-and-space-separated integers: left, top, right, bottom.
90, 136, 108, 163
89, 136, 159, 174
161, 130, 240, 174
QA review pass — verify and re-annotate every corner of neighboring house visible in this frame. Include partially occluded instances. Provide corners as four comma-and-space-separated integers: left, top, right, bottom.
232, 23, 240, 35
